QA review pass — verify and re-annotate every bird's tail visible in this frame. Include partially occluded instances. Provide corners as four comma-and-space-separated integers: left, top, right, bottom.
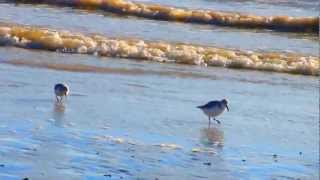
196, 105, 203, 109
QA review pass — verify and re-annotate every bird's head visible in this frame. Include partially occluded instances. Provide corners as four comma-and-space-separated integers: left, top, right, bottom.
63, 83, 69, 96
221, 99, 229, 111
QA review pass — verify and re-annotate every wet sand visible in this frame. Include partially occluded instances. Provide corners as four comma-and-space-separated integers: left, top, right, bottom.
0, 48, 318, 179
0, 0, 318, 179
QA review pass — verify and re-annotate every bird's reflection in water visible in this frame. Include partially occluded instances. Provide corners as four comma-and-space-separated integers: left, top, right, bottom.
53, 101, 66, 127
200, 127, 224, 148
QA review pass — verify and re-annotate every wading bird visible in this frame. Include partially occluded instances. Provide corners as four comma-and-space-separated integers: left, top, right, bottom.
197, 99, 229, 126
54, 83, 69, 102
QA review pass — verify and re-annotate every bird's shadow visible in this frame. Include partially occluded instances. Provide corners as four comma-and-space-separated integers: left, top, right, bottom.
200, 126, 224, 148
52, 101, 66, 127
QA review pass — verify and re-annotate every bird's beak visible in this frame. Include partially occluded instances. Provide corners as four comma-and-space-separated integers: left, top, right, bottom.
226, 105, 229, 111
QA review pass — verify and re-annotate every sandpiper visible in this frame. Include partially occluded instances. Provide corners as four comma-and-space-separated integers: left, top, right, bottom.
197, 99, 229, 126
54, 83, 69, 102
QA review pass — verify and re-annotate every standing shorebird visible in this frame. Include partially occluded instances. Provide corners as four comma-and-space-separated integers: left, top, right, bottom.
197, 99, 229, 126
54, 83, 69, 102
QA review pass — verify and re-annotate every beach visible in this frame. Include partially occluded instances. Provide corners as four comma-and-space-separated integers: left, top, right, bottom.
0, 0, 318, 179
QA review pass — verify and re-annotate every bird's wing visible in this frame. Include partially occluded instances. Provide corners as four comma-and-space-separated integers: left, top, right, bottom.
198, 101, 219, 108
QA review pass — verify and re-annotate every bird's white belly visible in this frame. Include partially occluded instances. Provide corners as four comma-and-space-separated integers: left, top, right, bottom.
203, 106, 225, 117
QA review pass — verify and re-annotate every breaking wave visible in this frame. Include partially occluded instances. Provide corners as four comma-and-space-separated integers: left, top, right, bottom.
0, 23, 318, 75
7, 0, 319, 33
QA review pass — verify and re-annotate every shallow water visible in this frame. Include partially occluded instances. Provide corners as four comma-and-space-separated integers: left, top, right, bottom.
0, 47, 318, 179
0, 0, 319, 179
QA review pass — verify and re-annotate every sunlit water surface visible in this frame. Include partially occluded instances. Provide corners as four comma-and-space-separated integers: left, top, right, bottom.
0, 0, 318, 179
0, 47, 318, 179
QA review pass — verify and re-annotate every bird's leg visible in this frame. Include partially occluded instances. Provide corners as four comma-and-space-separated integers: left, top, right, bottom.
56, 96, 60, 102
214, 118, 221, 124
208, 116, 211, 128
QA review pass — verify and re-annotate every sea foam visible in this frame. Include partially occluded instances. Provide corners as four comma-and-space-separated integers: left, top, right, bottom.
0, 23, 318, 76
7, 0, 319, 33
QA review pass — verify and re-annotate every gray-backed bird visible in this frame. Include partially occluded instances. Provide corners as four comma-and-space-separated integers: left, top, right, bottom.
197, 99, 229, 126
54, 83, 69, 102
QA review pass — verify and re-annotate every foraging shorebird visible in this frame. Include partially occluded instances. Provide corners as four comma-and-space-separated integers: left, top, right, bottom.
197, 99, 229, 126
54, 83, 69, 102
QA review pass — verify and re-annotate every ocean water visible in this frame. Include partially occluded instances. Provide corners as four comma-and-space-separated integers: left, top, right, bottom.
0, 2, 318, 55
140, 0, 319, 16
0, 0, 318, 179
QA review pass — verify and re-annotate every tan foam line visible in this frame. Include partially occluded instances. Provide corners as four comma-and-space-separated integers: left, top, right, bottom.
0, 24, 318, 76
9, 0, 319, 33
